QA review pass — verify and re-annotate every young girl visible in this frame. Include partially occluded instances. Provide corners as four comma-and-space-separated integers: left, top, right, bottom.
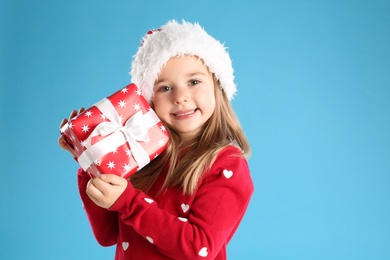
59, 20, 254, 260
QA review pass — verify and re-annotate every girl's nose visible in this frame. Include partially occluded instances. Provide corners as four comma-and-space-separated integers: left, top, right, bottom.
173, 88, 188, 104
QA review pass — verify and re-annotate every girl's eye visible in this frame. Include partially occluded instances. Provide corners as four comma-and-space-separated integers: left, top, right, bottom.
189, 79, 201, 86
158, 86, 172, 92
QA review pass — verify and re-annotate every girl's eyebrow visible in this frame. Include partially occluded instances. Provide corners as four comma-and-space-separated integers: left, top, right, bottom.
155, 72, 208, 84
155, 78, 169, 84
186, 72, 208, 78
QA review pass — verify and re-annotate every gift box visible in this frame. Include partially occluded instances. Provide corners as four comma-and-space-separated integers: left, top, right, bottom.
60, 83, 169, 178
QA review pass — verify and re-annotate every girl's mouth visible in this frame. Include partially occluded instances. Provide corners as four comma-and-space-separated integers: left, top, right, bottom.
172, 109, 198, 117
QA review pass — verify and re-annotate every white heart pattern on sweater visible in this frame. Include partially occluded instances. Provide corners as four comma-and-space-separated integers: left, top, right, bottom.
146, 236, 154, 244
223, 169, 233, 179
198, 247, 208, 257
178, 217, 188, 222
181, 203, 190, 213
122, 241, 129, 251
144, 197, 154, 204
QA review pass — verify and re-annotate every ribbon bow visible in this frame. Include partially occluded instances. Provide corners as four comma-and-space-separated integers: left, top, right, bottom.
78, 98, 156, 172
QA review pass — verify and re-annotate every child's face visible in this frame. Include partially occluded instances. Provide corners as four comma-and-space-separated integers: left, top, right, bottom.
153, 56, 216, 142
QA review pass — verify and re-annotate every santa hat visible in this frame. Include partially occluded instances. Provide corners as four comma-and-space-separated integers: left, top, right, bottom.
130, 20, 236, 103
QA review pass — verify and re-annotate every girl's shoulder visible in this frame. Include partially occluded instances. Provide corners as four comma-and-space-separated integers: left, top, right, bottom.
198, 144, 253, 193
214, 144, 246, 162
208, 144, 249, 175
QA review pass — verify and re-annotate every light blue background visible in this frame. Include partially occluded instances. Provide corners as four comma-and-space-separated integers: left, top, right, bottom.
1, 0, 389, 259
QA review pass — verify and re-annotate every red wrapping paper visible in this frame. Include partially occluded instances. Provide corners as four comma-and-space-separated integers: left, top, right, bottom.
60, 83, 169, 178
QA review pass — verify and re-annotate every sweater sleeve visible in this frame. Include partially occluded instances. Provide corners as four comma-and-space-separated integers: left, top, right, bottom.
109, 146, 254, 259
77, 168, 119, 247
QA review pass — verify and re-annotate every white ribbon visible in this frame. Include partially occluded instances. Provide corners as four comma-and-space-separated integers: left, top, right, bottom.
78, 98, 160, 172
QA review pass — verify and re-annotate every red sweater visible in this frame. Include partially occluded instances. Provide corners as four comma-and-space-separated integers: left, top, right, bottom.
78, 145, 254, 259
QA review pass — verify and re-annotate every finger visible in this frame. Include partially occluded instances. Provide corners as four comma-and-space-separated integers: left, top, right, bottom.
100, 174, 127, 186
86, 178, 99, 195
79, 107, 85, 114
86, 178, 105, 198
58, 135, 66, 148
69, 109, 78, 119
58, 135, 76, 156
59, 118, 68, 129
89, 177, 113, 195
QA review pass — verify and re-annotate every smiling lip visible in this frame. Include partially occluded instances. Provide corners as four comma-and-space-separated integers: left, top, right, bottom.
172, 109, 197, 118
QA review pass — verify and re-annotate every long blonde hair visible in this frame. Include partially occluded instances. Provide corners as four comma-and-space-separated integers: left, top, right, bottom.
130, 78, 250, 195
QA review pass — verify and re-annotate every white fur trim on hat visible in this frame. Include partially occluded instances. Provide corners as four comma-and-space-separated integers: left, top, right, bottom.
130, 20, 236, 103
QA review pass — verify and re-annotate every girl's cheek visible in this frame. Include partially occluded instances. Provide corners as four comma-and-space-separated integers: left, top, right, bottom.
152, 104, 164, 119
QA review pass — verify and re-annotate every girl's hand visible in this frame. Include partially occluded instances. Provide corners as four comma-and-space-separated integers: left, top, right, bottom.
58, 108, 85, 157
86, 174, 128, 209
